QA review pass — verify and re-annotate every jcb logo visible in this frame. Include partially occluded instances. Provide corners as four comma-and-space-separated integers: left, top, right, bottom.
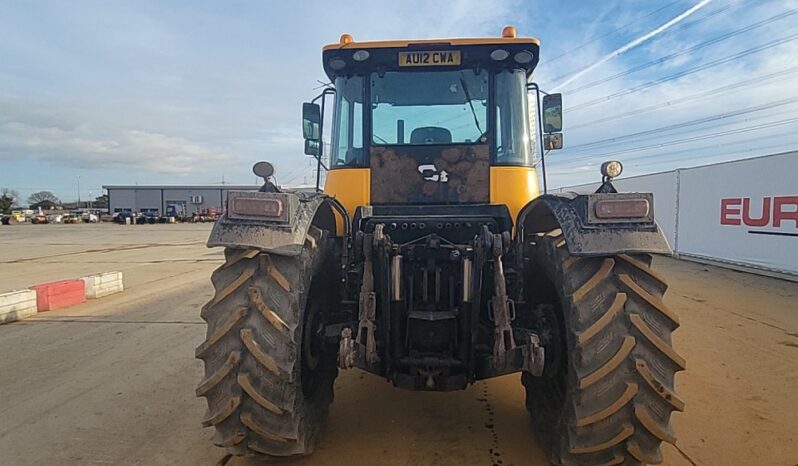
418, 164, 449, 183
720, 196, 798, 228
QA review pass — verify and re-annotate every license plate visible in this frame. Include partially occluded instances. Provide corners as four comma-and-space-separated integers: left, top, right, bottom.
398, 50, 461, 67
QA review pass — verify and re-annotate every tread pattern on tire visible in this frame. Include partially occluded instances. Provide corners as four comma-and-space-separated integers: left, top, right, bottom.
196, 229, 337, 458
523, 231, 684, 466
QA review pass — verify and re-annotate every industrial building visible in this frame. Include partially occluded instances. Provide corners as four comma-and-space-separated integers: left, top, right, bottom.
103, 185, 260, 217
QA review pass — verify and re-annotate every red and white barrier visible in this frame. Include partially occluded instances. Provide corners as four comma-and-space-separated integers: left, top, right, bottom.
82, 271, 124, 299
0, 289, 38, 324
1, 271, 125, 324
31, 280, 86, 311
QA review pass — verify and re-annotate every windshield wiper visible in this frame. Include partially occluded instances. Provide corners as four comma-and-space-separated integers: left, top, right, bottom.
459, 74, 484, 137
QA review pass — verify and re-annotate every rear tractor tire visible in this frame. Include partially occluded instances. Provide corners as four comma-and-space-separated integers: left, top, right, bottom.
523, 231, 685, 465
196, 227, 338, 458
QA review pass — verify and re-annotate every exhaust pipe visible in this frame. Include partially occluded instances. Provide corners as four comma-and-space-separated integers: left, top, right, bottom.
391, 255, 402, 301
462, 257, 472, 303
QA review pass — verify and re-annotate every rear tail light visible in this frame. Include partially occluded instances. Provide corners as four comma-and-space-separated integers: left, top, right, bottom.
227, 191, 291, 223
594, 199, 650, 219
231, 197, 283, 218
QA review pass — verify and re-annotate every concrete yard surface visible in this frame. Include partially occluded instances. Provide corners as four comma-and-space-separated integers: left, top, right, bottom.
0, 224, 796, 465
0, 223, 222, 292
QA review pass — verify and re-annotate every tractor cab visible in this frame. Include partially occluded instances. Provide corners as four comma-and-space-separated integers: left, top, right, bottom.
302, 27, 563, 226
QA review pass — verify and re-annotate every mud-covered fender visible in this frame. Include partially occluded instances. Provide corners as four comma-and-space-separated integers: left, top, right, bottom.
207, 191, 344, 256
516, 192, 671, 256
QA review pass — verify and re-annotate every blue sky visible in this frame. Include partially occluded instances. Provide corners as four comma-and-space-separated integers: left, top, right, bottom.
1, 0, 796, 203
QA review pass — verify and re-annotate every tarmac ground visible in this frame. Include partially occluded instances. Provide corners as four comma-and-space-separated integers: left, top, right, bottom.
1, 223, 796, 465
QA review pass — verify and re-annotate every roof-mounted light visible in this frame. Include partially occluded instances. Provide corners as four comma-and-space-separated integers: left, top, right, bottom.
502, 26, 517, 38
339, 33, 353, 45
490, 49, 509, 61
352, 50, 370, 61
514, 50, 534, 64
329, 58, 347, 70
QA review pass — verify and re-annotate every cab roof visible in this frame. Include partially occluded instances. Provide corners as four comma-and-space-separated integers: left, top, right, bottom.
321, 27, 541, 80
322, 36, 541, 52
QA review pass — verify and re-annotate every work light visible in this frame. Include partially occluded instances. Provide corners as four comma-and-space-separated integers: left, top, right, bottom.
353, 50, 370, 62
514, 51, 534, 64
601, 160, 623, 179
490, 49, 509, 61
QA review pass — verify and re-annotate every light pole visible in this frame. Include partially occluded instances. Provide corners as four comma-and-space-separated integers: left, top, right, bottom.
76, 176, 81, 208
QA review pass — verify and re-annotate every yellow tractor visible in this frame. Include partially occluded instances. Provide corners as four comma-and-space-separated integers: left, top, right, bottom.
197, 27, 683, 465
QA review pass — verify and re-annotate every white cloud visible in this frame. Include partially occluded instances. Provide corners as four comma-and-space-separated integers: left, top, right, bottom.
553, 0, 714, 91
0, 120, 234, 175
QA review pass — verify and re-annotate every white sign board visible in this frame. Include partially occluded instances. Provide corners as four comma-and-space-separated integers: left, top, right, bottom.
676, 153, 798, 275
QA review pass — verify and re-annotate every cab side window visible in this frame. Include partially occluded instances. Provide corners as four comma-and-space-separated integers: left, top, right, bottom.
331, 76, 365, 167
494, 70, 533, 166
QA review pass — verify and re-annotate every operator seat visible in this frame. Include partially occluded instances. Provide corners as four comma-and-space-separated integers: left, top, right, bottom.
410, 127, 452, 144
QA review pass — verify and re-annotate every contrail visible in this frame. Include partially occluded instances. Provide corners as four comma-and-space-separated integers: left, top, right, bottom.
552, 0, 713, 91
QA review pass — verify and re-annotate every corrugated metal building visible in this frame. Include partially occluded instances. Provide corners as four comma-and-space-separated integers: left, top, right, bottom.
103, 185, 260, 217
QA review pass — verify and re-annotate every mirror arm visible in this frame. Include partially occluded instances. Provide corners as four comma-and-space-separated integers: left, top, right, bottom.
311, 88, 336, 192
311, 86, 334, 104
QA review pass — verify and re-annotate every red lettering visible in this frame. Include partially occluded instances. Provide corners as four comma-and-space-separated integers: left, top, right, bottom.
742, 197, 771, 227
773, 196, 798, 228
720, 198, 742, 225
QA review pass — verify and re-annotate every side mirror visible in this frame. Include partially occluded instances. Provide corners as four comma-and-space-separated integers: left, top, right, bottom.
544, 133, 563, 150
304, 139, 321, 156
302, 102, 321, 140
542, 93, 563, 133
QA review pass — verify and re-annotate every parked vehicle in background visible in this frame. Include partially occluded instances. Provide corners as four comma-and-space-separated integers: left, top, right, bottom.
135, 210, 159, 224
191, 208, 220, 223
30, 212, 48, 224
10, 210, 27, 222
62, 213, 81, 224
81, 211, 99, 223
47, 214, 63, 224
113, 211, 135, 224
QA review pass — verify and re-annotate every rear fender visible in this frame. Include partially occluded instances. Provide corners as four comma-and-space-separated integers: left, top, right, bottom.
207, 191, 344, 256
516, 192, 671, 256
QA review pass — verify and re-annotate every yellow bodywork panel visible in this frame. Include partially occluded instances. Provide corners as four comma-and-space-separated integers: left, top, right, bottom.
324, 168, 371, 234
324, 166, 539, 233
489, 166, 540, 226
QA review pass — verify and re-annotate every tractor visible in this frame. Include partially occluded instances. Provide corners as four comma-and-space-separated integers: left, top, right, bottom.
196, 27, 684, 465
